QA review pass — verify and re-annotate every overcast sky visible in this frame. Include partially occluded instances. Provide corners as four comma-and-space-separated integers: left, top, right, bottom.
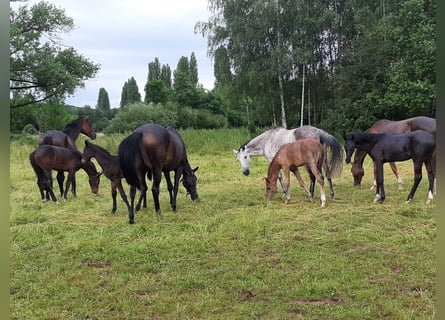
12, 0, 215, 108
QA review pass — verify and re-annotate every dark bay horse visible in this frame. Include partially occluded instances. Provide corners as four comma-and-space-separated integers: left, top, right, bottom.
344, 131, 435, 204
350, 116, 436, 188
265, 138, 327, 207
235, 126, 343, 199
118, 124, 199, 224
82, 140, 132, 214
38, 116, 97, 197
29, 145, 101, 202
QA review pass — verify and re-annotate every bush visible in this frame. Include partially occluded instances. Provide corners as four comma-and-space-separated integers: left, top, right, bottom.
21, 124, 38, 135
104, 102, 178, 133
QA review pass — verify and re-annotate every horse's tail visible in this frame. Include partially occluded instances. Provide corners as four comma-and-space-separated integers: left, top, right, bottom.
29, 150, 44, 177
40, 135, 53, 145
118, 132, 143, 189
318, 130, 343, 179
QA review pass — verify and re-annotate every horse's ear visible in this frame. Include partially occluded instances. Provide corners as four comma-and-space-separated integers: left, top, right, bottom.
193, 167, 199, 172
233, 149, 238, 154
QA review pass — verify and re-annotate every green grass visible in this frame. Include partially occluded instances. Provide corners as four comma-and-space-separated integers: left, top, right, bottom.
10, 129, 436, 319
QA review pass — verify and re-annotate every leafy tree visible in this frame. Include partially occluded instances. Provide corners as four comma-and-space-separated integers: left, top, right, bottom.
10, 1, 100, 108
148, 57, 161, 81
120, 76, 141, 108
144, 80, 168, 105
97, 87, 110, 111
173, 56, 198, 107
161, 64, 172, 89
189, 52, 199, 88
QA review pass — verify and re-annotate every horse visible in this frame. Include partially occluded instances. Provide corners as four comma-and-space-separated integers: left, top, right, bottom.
82, 140, 132, 214
118, 124, 199, 224
344, 131, 435, 204
38, 115, 97, 197
350, 116, 436, 189
265, 138, 327, 207
29, 145, 102, 202
234, 126, 343, 199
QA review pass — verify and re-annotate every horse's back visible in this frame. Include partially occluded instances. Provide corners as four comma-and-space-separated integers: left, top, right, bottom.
34, 145, 81, 171
408, 116, 435, 135
39, 130, 74, 149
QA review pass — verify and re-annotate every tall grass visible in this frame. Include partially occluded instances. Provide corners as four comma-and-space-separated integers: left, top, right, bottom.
10, 129, 436, 319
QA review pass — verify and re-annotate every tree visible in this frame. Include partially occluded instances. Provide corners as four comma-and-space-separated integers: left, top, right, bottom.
148, 57, 161, 81
97, 87, 110, 111
161, 64, 172, 89
173, 56, 197, 107
120, 76, 141, 108
189, 52, 199, 88
144, 80, 168, 105
10, 1, 100, 108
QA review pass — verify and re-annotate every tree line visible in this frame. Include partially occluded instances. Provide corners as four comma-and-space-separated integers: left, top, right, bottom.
10, 0, 435, 135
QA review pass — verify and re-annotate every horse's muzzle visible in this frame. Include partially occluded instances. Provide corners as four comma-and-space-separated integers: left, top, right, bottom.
242, 169, 250, 176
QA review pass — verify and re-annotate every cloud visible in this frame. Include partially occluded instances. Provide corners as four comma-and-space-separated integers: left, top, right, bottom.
12, 0, 214, 108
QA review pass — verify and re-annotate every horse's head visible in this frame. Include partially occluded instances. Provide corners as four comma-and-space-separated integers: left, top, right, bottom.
182, 166, 199, 201
82, 160, 102, 194
234, 146, 251, 176
350, 162, 364, 187
265, 177, 277, 201
343, 134, 356, 164
81, 116, 97, 140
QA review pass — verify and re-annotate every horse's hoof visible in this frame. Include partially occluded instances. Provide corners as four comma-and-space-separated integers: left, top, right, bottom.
129, 219, 135, 224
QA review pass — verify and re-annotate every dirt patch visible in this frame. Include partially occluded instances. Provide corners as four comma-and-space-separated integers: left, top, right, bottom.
286, 298, 343, 305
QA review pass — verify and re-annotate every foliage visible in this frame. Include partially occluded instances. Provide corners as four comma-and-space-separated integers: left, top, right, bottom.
10, 129, 436, 319
144, 80, 169, 105
196, 0, 436, 131
104, 102, 178, 133
10, 1, 100, 108
120, 77, 141, 108
97, 88, 110, 111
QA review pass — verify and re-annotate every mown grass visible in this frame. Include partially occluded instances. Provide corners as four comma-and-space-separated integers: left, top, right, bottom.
10, 128, 436, 319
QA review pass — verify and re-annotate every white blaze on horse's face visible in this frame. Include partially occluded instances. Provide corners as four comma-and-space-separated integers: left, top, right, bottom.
235, 146, 251, 176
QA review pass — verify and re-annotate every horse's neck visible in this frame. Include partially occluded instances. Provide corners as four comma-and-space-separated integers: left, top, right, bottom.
63, 126, 81, 142
266, 159, 280, 182
354, 135, 379, 153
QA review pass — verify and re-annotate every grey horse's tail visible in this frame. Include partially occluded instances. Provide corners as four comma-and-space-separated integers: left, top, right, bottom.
318, 129, 344, 179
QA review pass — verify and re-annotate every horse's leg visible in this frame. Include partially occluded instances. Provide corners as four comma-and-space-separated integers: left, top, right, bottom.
283, 169, 291, 204
371, 161, 377, 190
135, 170, 148, 212
374, 162, 385, 203
71, 174, 77, 197
389, 162, 403, 190
151, 169, 163, 216
292, 168, 311, 201
43, 172, 57, 202
278, 170, 287, 194
171, 169, 182, 212
306, 166, 316, 199
56, 171, 65, 197
163, 171, 175, 211
406, 160, 423, 203
308, 164, 325, 207
128, 185, 136, 224
111, 181, 118, 213
63, 172, 74, 200
116, 181, 131, 214
424, 159, 435, 204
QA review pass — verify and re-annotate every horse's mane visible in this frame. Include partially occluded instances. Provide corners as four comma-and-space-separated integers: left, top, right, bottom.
87, 141, 111, 157
62, 116, 83, 134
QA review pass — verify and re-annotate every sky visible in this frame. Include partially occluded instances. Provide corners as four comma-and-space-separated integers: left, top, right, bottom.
12, 0, 215, 108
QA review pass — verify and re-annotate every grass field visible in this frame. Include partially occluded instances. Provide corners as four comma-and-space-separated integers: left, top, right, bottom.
10, 129, 436, 319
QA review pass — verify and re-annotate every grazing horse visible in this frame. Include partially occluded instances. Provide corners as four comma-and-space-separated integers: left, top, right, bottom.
82, 140, 133, 214
265, 138, 327, 207
350, 116, 436, 189
38, 116, 97, 197
344, 131, 435, 204
234, 126, 343, 199
118, 124, 199, 224
29, 145, 101, 202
